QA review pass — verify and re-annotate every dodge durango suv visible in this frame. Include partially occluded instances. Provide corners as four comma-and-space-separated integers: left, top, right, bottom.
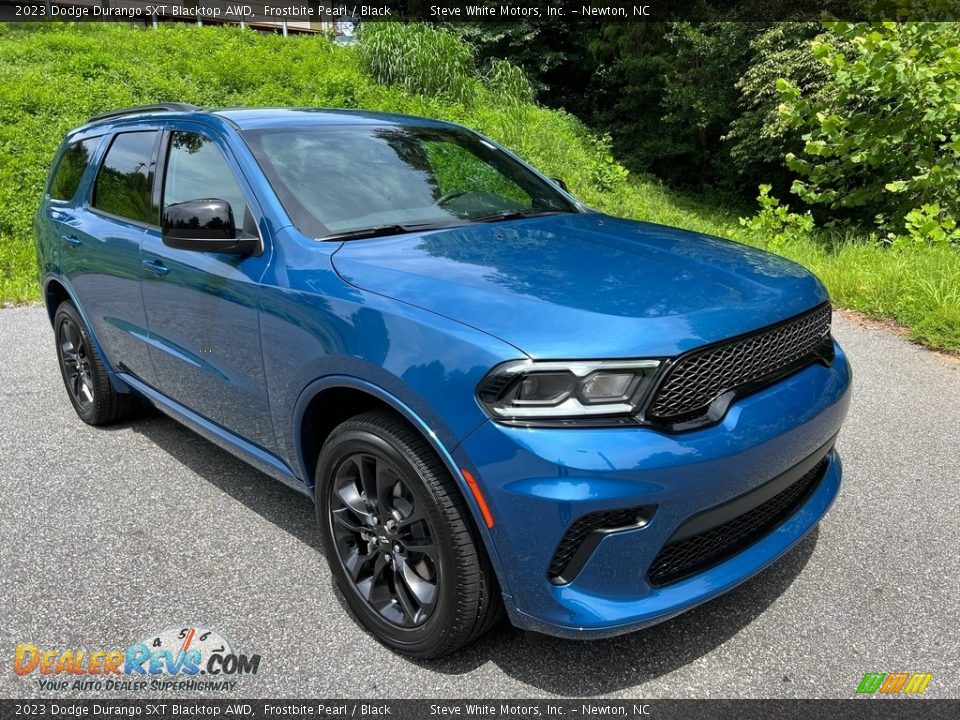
35, 104, 852, 657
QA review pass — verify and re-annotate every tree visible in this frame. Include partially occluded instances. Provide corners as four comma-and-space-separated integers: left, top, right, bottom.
779, 22, 960, 243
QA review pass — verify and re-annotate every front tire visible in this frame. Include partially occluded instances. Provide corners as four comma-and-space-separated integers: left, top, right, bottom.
54, 301, 137, 426
316, 410, 501, 658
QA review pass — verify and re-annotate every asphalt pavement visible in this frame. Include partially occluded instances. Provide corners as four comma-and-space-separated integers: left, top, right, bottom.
1, 306, 958, 699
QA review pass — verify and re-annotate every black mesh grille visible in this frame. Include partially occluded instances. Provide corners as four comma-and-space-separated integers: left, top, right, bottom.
647, 305, 832, 423
648, 458, 828, 587
548, 507, 648, 582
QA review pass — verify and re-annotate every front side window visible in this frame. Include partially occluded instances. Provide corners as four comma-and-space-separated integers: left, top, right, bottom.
91, 131, 159, 224
49, 137, 99, 201
163, 131, 253, 238
242, 125, 577, 238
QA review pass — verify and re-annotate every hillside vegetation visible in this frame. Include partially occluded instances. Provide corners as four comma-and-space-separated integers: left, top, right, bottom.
0, 23, 957, 351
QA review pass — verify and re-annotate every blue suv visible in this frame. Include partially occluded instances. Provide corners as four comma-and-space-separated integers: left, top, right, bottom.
35, 104, 852, 657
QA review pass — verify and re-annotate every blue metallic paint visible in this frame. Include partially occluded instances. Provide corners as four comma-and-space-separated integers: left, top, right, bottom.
332, 214, 830, 359
35, 108, 852, 640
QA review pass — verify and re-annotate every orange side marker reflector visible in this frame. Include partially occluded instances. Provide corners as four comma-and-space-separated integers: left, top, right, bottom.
461, 469, 495, 528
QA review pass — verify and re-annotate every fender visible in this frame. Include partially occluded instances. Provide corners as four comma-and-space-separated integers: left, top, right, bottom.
42, 274, 132, 395
291, 374, 511, 598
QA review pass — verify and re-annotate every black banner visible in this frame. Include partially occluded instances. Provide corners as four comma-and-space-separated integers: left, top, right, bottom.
2, 0, 960, 23
0, 700, 958, 720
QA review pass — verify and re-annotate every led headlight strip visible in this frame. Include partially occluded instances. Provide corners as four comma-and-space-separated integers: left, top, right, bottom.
477, 359, 662, 424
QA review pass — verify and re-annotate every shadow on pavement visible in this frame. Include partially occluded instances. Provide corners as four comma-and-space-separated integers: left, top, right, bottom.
130, 410, 320, 550
131, 409, 819, 696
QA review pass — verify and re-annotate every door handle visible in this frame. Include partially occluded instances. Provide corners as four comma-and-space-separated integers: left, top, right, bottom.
142, 258, 170, 277
62, 234, 82, 248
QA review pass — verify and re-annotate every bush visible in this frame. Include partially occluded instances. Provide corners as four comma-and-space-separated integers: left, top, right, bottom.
739, 185, 815, 251
725, 24, 841, 197
779, 22, 960, 244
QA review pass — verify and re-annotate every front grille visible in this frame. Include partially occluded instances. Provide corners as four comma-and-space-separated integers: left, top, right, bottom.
648, 458, 828, 587
549, 507, 651, 583
647, 304, 832, 424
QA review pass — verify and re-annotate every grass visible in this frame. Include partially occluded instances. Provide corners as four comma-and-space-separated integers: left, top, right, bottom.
0, 23, 957, 352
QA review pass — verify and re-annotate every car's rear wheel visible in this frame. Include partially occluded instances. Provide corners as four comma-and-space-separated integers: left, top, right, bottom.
54, 301, 137, 425
316, 410, 501, 657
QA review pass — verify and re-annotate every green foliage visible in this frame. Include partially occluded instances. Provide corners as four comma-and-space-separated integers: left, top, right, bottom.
357, 24, 533, 107
544, 23, 768, 191
779, 22, 960, 244
357, 23, 477, 104
451, 21, 585, 99
897, 204, 960, 247
725, 24, 839, 195
0, 22, 619, 303
655, 23, 765, 189
739, 185, 815, 251
0, 22, 957, 353
485, 59, 534, 105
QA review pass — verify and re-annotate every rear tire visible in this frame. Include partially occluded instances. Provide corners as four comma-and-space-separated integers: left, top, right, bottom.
316, 410, 502, 658
54, 301, 137, 426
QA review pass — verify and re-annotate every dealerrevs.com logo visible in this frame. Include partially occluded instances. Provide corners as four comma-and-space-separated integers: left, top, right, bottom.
13, 625, 260, 692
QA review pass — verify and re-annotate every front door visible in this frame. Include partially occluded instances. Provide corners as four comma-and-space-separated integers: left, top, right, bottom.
140, 127, 275, 451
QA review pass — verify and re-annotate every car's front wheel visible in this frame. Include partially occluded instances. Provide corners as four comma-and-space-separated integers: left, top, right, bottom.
54, 301, 137, 425
315, 410, 501, 657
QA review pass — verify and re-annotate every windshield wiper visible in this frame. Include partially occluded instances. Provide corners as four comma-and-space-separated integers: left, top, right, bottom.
320, 221, 459, 242
471, 209, 566, 224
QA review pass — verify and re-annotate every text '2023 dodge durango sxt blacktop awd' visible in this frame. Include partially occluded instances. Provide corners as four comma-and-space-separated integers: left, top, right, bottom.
35, 104, 851, 657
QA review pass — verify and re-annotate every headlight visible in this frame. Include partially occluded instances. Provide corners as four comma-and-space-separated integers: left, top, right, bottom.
477, 359, 662, 424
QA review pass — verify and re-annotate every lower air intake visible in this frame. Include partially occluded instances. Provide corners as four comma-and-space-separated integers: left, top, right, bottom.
648, 458, 828, 587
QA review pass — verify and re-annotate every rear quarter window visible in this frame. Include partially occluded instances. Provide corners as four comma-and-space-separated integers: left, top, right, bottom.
49, 137, 99, 201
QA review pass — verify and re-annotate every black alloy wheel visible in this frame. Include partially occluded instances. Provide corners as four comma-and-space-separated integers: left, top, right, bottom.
329, 450, 440, 627
58, 313, 95, 412
316, 410, 502, 657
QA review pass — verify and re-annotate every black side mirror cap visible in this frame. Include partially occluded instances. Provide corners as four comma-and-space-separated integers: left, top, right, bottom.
551, 177, 569, 192
162, 199, 259, 255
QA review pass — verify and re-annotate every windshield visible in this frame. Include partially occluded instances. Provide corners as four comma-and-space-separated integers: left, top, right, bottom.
242, 125, 578, 239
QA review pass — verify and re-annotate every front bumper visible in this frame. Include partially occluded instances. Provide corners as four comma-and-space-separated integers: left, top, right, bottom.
456, 342, 852, 639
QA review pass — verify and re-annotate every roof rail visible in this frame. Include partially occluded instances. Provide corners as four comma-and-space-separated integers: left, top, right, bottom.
87, 103, 201, 123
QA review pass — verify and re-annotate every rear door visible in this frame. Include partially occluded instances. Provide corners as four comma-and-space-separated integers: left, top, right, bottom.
140, 125, 275, 451
62, 128, 160, 384
36, 135, 102, 292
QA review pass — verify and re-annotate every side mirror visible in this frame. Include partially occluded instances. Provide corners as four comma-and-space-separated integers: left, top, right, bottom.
162, 199, 258, 255
550, 177, 569, 192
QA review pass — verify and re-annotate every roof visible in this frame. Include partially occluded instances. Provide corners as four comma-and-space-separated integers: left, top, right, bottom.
80, 105, 460, 133
212, 107, 460, 131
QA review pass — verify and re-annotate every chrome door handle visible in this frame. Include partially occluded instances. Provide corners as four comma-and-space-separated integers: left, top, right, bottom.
142, 258, 170, 277
62, 234, 82, 248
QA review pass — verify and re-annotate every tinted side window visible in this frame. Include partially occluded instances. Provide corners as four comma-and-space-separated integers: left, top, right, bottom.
49, 138, 99, 201
92, 131, 159, 224
164, 131, 252, 238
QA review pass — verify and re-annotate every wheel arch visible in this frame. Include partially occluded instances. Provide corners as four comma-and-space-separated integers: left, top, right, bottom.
43, 276, 72, 326
293, 376, 510, 596
42, 275, 131, 394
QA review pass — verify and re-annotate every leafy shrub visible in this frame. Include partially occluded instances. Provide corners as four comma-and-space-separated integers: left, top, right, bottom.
739, 185, 814, 250
725, 24, 842, 195
896, 204, 960, 248
779, 22, 960, 243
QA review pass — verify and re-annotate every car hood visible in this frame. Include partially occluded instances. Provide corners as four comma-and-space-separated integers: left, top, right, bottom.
331, 213, 829, 359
